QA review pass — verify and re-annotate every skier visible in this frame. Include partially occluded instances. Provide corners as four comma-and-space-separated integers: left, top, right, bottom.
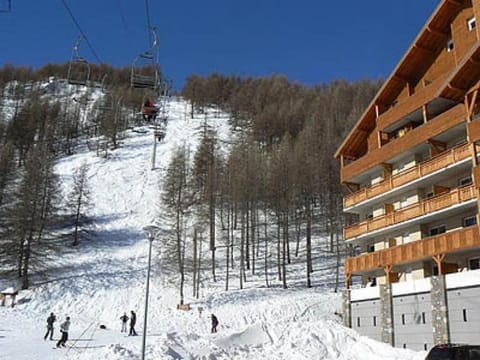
44, 312, 56, 340
120, 312, 129, 333
129, 310, 138, 336
211, 314, 218, 333
56, 316, 71, 348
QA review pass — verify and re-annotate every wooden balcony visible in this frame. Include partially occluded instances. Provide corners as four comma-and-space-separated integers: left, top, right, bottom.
468, 119, 480, 143
341, 103, 466, 183
344, 143, 471, 209
377, 73, 450, 131
345, 225, 480, 275
344, 185, 476, 240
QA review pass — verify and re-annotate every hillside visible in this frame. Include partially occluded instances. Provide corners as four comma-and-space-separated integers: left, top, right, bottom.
0, 96, 424, 359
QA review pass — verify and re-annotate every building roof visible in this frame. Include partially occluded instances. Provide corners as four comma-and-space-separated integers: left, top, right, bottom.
335, 0, 466, 159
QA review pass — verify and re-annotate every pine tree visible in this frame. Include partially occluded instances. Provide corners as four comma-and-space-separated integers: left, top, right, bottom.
161, 145, 196, 305
67, 162, 92, 246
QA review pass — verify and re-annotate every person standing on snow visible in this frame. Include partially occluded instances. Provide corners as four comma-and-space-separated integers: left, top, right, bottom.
56, 316, 71, 348
44, 312, 56, 340
211, 314, 218, 333
120, 312, 129, 333
129, 310, 138, 336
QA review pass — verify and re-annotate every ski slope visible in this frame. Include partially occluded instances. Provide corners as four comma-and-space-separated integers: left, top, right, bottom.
0, 97, 425, 359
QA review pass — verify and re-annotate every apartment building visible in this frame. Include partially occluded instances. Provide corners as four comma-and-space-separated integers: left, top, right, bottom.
335, 0, 480, 351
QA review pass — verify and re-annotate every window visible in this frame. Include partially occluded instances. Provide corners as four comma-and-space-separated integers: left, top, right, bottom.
463, 216, 477, 227
468, 17, 476, 31
463, 309, 468, 322
422, 312, 426, 324
402, 314, 406, 325
367, 244, 375, 253
424, 191, 434, 199
357, 317, 361, 327
400, 197, 408, 209
447, 39, 454, 52
429, 225, 446, 236
469, 257, 480, 270
459, 176, 472, 187
373, 316, 377, 327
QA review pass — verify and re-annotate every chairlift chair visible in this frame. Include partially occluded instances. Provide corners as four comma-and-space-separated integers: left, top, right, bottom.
97, 93, 115, 113
131, 51, 160, 90
67, 36, 91, 86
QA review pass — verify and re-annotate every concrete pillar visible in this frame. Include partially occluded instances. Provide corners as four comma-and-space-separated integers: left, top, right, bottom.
431, 275, 450, 344
342, 289, 352, 328
380, 284, 394, 345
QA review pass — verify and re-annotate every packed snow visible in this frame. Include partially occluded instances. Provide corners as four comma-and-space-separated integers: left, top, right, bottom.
0, 96, 425, 359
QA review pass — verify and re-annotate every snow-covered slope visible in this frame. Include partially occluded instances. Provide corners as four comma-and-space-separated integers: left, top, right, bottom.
0, 97, 425, 359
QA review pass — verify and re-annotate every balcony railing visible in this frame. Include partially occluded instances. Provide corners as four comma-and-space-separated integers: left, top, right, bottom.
341, 103, 466, 183
377, 73, 449, 131
344, 185, 476, 240
468, 119, 480, 143
344, 143, 471, 209
345, 225, 480, 274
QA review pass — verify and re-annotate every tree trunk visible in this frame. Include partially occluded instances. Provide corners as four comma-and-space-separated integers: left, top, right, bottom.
282, 213, 287, 289
245, 204, 250, 270
276, 216, 281, 281
192, 228, 197, 296
264, 208, 269, 287
210, 193, 216, 282
306, 200, 312, 288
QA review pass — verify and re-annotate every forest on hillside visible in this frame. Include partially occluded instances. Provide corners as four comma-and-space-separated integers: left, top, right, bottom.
165, 73, 382, 293
0, 64, 381, 291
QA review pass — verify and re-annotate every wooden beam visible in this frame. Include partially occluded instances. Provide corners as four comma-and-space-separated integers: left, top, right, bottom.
447, 84, 467, 98
468, 90, 479, 118
426, 26, 450, 38
414, 44, 436, 55
469, 57, 480, 66
446, 0, 462, 6
393, 73, 410, 83
467, 80, 480, 95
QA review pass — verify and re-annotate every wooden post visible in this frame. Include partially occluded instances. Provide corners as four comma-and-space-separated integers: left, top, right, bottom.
345, 273, 352, 289
422, 104, 429, 123
432, 254, 446, 275
384, 265, 393, 284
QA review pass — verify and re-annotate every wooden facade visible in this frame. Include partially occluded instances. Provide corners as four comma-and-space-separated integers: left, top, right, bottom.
336, 0, 480, 286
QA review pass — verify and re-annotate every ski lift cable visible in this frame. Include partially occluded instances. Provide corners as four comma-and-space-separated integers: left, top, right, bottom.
61, 0, 102, 63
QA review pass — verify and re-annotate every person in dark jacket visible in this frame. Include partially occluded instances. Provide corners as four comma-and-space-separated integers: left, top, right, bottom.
56, 316, 71, 348
129, 310, 137, 336
120, 312, 129, 333
211, 314, 218, 333
44, 312, 56, 340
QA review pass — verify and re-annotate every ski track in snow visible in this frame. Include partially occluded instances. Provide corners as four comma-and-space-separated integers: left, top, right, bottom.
0, 97, 425, 360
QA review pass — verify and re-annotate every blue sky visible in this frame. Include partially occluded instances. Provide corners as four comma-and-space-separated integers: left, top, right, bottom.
0, 0, 439, 89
